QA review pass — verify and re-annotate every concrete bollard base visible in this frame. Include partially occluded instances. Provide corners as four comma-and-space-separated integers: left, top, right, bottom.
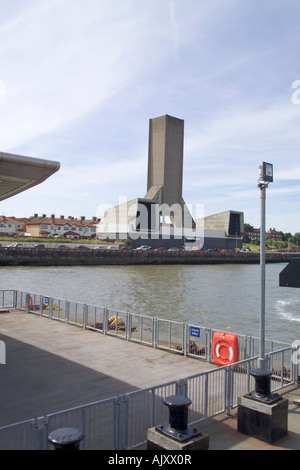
237, 396, 288, 444
147, 427, 209, 450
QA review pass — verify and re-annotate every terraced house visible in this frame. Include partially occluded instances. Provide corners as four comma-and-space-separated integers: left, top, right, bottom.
25, 214, 100, 239
0, 215, 28, 236
0, 214, 100, 239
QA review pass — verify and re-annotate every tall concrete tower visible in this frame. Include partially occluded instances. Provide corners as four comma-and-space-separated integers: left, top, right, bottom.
145, 114, 194, 231
97, 113, 244, 250
146, 115, 184, 206
97, 114, 196, 247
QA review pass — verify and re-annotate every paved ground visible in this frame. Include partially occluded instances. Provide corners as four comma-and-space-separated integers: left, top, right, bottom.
0, 310, 299, 450
0, 310, 216, 426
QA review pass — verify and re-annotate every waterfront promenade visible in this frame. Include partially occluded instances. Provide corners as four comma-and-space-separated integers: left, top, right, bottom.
0, 310, 299, 450
1, 246, 299, 266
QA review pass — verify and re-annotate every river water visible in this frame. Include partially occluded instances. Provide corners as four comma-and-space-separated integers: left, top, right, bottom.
1, 263, 299, 344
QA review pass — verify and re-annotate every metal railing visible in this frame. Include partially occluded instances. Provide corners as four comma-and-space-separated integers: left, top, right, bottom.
0, 345, 297, 450
0, 289, 16, 309
10, 289, 292, 363
0, 289, 298, 450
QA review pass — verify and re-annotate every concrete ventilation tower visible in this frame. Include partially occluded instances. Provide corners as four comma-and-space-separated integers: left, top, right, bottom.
97, 114, 196, 248
97, 114, 243, 250
144, 115, 195, 233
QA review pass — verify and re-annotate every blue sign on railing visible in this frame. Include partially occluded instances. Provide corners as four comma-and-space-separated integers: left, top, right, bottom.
190, 327, 200, 338
44, 297, 49, 304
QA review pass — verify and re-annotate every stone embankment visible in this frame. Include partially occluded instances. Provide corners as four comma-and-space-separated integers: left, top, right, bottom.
0, 246, 298, 266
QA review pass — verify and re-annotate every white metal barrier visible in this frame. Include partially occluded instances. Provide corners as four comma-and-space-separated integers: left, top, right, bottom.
0, 289, 297, 450
11, 289, 292, 362
0, 346, 297, 450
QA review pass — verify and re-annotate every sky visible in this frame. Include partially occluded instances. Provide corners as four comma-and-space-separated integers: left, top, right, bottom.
0, 0, 300, 234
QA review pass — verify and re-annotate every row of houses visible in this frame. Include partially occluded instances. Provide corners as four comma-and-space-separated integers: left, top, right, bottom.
247, 227, 283, 241
0, 214, 101, 239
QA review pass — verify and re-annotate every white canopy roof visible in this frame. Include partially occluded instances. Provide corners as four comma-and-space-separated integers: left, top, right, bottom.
0, 151, 60, 201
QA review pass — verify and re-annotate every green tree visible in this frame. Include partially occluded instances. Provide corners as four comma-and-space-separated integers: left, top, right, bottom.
290, 232, 300, 245
243, 223, 254, 243
281, 232, 292, 242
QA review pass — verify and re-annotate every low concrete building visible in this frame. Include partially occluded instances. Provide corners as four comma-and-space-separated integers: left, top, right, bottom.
97, 115, 245, 250
195, 210, 244, 250
97, 115, 196, 248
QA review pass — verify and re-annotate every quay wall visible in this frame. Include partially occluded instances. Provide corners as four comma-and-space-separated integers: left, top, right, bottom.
0, 247, 298, 266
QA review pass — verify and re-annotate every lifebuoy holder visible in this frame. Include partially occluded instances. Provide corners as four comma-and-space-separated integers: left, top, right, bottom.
212, 331, 239, 366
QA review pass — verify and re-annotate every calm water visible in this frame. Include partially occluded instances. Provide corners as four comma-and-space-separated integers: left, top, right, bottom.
1, 263, 299, 344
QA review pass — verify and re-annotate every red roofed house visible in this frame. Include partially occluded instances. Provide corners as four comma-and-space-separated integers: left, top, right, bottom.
25, 214, 100, 239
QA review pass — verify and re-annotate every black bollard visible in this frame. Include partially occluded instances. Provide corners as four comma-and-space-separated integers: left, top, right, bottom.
245, 368, 281, 404
251, 368, 272, 396
155, 395, 202, 442
48, 427, 84, 450
163, 395, 191, 432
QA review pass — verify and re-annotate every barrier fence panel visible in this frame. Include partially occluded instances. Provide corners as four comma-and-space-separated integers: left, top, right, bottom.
155, 318, 185, 353
45, 397, 118, 450
105, 308, 128, 339
85, 304, 106, 332
67, 300, 85, 326
129, 313, 155, 346
268, 347, 298, 392
229, 358, 257, 409
124, 380, 180, 450
185, 367, 228, 423
0, 419, 37, 450
15, 290, 26, 310
186, 325, 209, 359
48, 297, 66, 322
0, 289, 16, 308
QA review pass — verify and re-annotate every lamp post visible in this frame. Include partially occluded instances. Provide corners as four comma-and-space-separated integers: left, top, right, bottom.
258, 162, 273, 369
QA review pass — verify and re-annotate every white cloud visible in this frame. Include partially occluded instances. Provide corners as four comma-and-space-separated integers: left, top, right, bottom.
1, 0, 300, 234
0, 0, 166, 149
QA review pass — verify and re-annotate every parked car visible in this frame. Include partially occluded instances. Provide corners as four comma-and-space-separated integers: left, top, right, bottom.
7, 242, 22, 247
135, 245, 152, 250
32, 243, 45, 248
77, 245, 89, 250
57, 245, 70, 249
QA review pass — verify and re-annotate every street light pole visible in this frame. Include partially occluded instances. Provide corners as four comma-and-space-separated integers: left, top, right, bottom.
258, 162, 273, 369
259, 181, 267, 368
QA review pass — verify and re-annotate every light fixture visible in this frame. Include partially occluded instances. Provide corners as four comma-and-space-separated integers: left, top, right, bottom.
259, 162, 273, 183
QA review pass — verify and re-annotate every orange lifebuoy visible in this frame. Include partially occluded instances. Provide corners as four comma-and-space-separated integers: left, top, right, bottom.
212, 331, 239, 366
